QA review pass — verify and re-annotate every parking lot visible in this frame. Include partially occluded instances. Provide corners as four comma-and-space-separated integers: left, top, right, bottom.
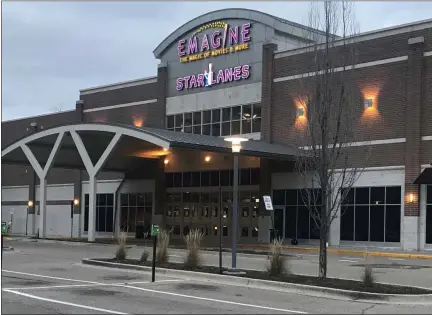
2, 239, 432, 314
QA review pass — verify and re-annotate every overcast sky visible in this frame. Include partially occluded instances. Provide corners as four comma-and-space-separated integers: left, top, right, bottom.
2, 1, 432, 121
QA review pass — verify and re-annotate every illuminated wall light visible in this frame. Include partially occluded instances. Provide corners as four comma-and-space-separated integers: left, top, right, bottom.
364, 98, 373, 109
164, 158, 169, 165
296, 107, 305, 118
28, 200, 34, 207
73, 198, 80, 206
409, 193, 414, 203
204, 155, 211, 162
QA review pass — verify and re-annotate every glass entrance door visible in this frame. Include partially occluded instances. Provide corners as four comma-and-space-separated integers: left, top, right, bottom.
273, 207, 285, 240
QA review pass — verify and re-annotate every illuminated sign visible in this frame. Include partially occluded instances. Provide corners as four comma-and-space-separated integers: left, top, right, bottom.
177, 21, 252, 63
176, 63, 250, 91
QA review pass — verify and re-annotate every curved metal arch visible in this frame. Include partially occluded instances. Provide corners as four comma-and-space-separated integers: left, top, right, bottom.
153, 8, 325, 59
1, 123, 171, 157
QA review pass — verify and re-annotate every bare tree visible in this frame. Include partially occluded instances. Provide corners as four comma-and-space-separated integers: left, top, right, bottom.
51, 106, 64, 113
294, 1, 371, 279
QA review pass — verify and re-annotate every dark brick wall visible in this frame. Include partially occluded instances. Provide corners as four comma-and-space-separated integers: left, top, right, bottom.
423, 57, 432, 137
80, 81, 158, 110
261, 43, 278, 142
274, 28, 432, 78
421, 141, 432, 165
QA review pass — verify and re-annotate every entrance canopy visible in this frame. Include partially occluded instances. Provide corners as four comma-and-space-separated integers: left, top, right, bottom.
414, 165, 432, 184
1, 122, 305, 173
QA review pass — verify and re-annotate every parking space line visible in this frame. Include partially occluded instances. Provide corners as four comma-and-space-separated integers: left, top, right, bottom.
2, 289, 127, 314
389, 258, 404, 261
339, 259, 358, 263
341, 257, 362, 260
2, 270, 101, 284
120, 284, 307, 314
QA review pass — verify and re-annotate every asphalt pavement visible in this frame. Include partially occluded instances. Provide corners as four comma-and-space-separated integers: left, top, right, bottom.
2, 239, 432, 314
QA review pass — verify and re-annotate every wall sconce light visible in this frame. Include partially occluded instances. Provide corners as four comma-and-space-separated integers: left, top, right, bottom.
28, 200, 34, 207
204, 155, 211, 162
296, 107, 304, 117
214, 226, 218, 230
255, 198, 260, 203
409, 193, 414, 203
164, 158, 169, 165
364, 98, 373, 109
73, 198, 80, 206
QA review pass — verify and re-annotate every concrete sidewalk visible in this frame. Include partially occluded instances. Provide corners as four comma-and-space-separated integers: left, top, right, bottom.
4, 235, 432, 259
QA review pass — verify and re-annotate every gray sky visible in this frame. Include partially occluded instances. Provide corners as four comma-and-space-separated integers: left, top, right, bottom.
2, 1, 432, 121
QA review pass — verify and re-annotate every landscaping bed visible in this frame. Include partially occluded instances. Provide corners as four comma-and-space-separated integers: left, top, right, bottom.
95, 258, 431, 295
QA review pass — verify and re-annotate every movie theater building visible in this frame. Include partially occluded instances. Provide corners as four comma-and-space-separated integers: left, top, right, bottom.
1, 9, 431, 251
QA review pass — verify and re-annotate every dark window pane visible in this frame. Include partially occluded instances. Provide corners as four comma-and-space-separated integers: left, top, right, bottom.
252, 103, 261, 119
106, 194, 114, 206
84, 206, 89, 232
297, 206, 309, 239
145, 193, 152, 206
201, 193, 210, 203
231, 106, 241, 120
370, 205, 384, 242
231, 121, 240, 135
193, 111, 201, 125
223, 192, 232, 203
190, 192, 200, 203
221, 122, 230, 136
340, 206, 354, 241
298, 189, 309, 206
223, 226, 228, 236
220, 170, 230, 186
285, 190, 297, 205
273, 190, 285, 205
174, 127, 182, 132
250, 168, 260, 185
173, 225, 180, 235
242, 120, 251, 134
202, 124, 211, 135
386, 205, 401, 242
427, 185, 432, 204
97, 194, 106, 206
212, 109, 220, 123
355, 188, 369, 204
137, 194, 145, 206
386, 186, 402, 204
240, 168, 251, 185
201, 172, 210, 187
175, 114, 183, 128
203, 110, 211, 124
120, 194, 128, 206
166, 206, 173, 217
252, 118, 261, 133
241, 227, 249, 237
202, 206, 210, 217
212, 207, 218, 217
229, 170, 234, 186
183, 172, 192, 187
285, 206, 297, 239
129, 194, 137, 207
426, 205, 432, 244
240, 191, 251, 203
309, 212, 320, 239
167, 116, 174, 129
210, 171, 219, 186
173, 173, 182, 187
184, 126, 192, 133
183, 206, 190, 217
370, 187, 385, 205
252, 226, 259, 237
106, 206, 114, 232
242, 104, 252, 120
222, 107, 230, 121
184, 113, 192, 126
85, 194, 89, 205
183, 192, 191, 202
211, 123, 221, 136
165, 173, 173, 188
191, 172, 201, 186
97, 207, 106, 232
242, 207, 249, 217
274, 208, 283, 238
341, 188, 354, 204
193, 125, 201, 135
355, 205, 369, 241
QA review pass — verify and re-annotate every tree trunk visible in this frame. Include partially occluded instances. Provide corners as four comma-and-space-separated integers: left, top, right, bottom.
318, 217, 328, 279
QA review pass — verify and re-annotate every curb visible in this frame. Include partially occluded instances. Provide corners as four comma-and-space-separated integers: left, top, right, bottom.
2, 246, 14, 251
81, 258, 432, 305
238, 244, 432, 260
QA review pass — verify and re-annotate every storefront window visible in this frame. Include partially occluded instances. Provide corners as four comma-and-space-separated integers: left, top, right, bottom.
85, 193, 114, 233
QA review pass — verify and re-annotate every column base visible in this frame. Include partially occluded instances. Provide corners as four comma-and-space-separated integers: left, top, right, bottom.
402, 216, 420, 251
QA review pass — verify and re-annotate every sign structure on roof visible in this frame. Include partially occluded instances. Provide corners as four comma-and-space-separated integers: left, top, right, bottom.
177, 21, 252, 64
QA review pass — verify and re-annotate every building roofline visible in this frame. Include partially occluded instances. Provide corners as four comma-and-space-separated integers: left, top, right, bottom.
153, 8, 331, 59
275, 18, 432, 58
2, 109, 75, 124
79, 76, 157, 95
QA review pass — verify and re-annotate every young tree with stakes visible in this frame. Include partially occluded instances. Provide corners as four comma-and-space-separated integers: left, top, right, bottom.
294, 1, 372, 279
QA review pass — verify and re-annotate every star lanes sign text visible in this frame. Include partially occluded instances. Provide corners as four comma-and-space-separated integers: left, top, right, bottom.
177, 21, 252, 63
176, 64, 250, 91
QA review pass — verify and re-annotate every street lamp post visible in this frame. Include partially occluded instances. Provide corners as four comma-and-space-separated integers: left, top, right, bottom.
224, 137, 248, 274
